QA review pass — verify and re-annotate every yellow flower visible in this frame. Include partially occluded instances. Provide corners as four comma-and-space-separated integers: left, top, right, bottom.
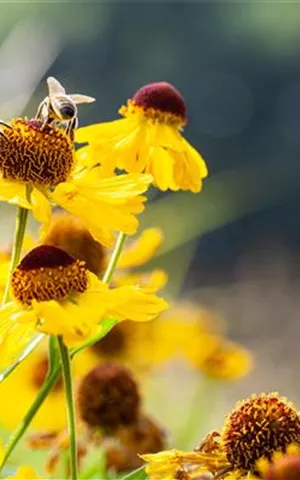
0, 117, 152, 247
142, 393, 300, 480
141, 449, 186, 480
76, 82, 208, 192
141, 448, 223, 480
0, 244, 168, 365
43, 213, 168, 291
191, 337, 253, 381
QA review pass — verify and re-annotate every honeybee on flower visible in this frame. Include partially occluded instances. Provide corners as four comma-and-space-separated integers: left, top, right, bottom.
35, 76, 95, 139
0, 77, 153, 246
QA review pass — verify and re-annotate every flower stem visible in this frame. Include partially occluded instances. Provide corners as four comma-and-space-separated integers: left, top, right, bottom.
102, 232, 126, 284
0, 365, 60, 473
2, 206, 28, 305
58, 336, 78, 480
0, 233, 127, 473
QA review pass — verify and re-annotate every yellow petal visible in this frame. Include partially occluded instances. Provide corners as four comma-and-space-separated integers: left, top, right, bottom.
107, 285, 168, 322
51, 173, 152, 246
30, 188, 51, 224
146, 146, 178, 191
116, 269, 168, 292
31, 300, 92, 341
75, 118, 134, 143
117, 228, 164, 269
0, 177, 31, 209
0, 302, 36, 368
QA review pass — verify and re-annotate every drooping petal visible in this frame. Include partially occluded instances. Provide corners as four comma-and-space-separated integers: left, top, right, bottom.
117, 228, 164, 269
51, 173, 152, 247
0, 177, 31, 209
106, 285, 168, 322
75, 118, 135, 144
0, 302, 36, 368
115, 269, 168, 292
30, 188, 52, 224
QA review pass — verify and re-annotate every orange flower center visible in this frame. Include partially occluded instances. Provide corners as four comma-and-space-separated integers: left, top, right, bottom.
221, 393, 300, 471
119, 82, 187, 127
12, 245, 88, 306
0, 119, 74, 186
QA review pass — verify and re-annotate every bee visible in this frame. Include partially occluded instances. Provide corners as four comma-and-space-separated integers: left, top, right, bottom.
35, 76, 95, 139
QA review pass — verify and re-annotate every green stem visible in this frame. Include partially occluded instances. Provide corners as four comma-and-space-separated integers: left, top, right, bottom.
102, 232, 126, 284
2, 206, 28, 305
58, 337, 78, 480
0, 233, 128, 472
0, 366, 60, 473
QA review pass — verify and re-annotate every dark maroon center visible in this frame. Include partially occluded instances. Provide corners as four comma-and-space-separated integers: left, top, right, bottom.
132, 82, 186, 118
18, 245, 76, 271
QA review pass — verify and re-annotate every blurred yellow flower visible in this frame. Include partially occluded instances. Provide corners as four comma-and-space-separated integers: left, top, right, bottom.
76, 82, 208, 192
43, 213, 168, 292
0, 244, 167, 365
0, 118, 152, 247
190, 337, 253, 381
81, 303, 252, 381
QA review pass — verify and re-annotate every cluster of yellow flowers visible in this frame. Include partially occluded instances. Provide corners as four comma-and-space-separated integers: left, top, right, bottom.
0, 76, 291, 480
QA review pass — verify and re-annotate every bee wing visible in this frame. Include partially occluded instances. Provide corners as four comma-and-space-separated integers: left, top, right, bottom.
69, 94, 95, 105
47, 76, 66, 96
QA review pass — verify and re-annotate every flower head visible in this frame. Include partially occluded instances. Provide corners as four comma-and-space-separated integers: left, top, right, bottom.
221, 393, 300, 471
0, 244, 168, 360
43, 213, 106, 276
0, 79, 153, 246
76, 81, 208, 192
141, 393, 300, 480
0, 119, 74, 187
77, 363, 141, 433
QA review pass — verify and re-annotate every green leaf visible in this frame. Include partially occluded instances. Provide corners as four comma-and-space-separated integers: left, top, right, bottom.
120, 466, 148, 480
0, 333, 45, 384
71, 318, 117, 357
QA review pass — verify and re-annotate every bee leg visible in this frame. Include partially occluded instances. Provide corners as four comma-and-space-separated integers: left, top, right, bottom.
35, 100, 45, 120
0, 120, 12, 129
65, 116, 78, 141
0, 120, 12, 140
